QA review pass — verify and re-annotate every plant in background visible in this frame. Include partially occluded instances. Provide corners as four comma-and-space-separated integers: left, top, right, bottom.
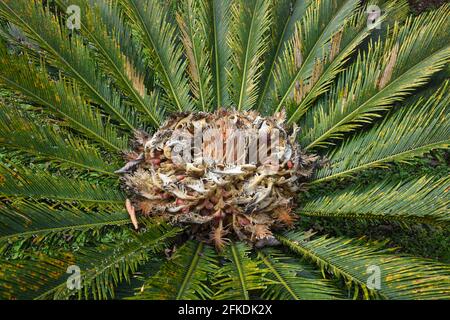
0, 0, 448, 300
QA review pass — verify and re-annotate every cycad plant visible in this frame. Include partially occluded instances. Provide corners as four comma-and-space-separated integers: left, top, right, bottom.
0, 0, 449, 300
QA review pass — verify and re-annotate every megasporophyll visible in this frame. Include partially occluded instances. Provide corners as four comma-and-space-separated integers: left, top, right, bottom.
117, 109, 321, 250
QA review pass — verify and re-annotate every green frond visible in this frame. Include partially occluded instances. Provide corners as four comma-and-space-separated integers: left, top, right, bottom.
0, 201, 129, 242
287, 0, 400, 122
278, 231, 450, 299
80, 0, 156, 91
210, 0, 232, 108
114, 258, 165, 299
0, 47, 128, 152
0, 252, 72, 300
302, 5, 450, 149
59, 223, 181, 300
0, 104, 117, 175
134, 241, 218, 300
258, 249, 343, 300
0, 223, 182, 300
0, 165, 124, 205
120, 0, 194, 112
382, 0, 410, 24
230, 0, 271, 111
312, 81, 450, 184
55, 0, 163, 128
270, 0, 360, 113
0, 0, 142, 131
176, 0, 214, 111
256, 0, 311, 113
301, 175, 450, 225
213, 242, 266, 300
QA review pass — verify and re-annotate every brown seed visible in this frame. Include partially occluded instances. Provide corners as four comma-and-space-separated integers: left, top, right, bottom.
204, 200, 214, 210
150, 158, 161, 165
210, 196, 219, 204
161, 193, 171, 199
182, 206, 190, 214
153, 150, 163, 157
213, 210, 225, 220
238, 216, 250, 226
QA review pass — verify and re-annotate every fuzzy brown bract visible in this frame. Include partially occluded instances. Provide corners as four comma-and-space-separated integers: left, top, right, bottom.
117, 109, 321, 249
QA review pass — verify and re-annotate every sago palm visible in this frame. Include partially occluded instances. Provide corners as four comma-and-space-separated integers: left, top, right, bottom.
0, 0, 449, 300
